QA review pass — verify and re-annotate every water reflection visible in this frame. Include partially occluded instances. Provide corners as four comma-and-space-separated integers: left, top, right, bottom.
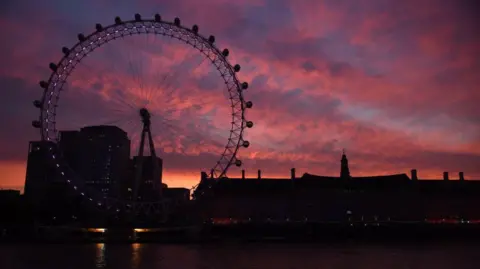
131, 243, 142, 269
95, 243, 106, 268
0, 243, 479, 269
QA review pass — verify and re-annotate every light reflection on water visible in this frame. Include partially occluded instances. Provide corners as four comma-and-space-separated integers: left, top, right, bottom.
95, 243, 106, 268
131, 243, 142, 269
0, 243, 478, 269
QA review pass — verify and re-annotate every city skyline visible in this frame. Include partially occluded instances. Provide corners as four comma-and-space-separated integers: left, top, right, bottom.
1, 0, 479, 191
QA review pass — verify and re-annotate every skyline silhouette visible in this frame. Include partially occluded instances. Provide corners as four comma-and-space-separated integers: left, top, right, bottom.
1, 0, 479, 192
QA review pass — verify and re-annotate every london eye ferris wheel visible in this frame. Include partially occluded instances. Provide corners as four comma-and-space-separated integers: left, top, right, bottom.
31, 14, 254, 217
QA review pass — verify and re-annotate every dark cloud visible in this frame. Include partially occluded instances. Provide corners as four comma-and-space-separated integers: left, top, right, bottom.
0, 77, 39, 161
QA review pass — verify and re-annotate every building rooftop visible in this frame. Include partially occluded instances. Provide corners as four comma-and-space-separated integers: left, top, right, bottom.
194, 151, 479, 196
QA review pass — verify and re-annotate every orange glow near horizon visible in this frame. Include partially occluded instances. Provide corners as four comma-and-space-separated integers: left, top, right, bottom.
2, 160, 477, 193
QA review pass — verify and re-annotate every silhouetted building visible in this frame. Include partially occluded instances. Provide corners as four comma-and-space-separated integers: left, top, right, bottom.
130, 156, 163, 201
340, 149, 350, 179
164, 187, 190, 205
195, 152, 480, 224
23, 140, 89, 225
0, 190, 21, 230
60, 126, 131, 198
58, 131, 83, 173
24, 141, 57, 205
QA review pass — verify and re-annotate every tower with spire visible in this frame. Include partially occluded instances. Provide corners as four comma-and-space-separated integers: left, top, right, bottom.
340, 149, 351, 179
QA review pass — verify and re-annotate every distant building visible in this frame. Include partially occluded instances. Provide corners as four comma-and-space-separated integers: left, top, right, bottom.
340, 149, 351, 179
130, 156, 163, 201
0, 190, 21, 229
195, 152, 480, 224
24, 141, 57, 205
164, 187, 190, 205
164, 187, 191, 223
0, 189, 20, 202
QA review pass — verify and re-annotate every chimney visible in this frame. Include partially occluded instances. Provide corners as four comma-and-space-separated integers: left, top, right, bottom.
258, 169, 262, 179
242, 170, 245, 180
411, 169, 418, 181
291, 168, 296, 180
459, 172, 464, 181
210, 169, 214, 179
443, 172, 449, 181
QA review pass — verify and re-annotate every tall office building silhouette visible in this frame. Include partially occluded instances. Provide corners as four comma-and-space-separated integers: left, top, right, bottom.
24, 141, 57, 204
24, 141, 79, 222
60, 125, 131, 198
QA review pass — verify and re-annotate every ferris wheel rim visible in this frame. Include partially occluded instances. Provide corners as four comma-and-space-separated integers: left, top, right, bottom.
33, 14, 253, 211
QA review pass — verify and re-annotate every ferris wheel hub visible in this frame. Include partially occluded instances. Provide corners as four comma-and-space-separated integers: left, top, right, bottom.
139, 107, 151, 120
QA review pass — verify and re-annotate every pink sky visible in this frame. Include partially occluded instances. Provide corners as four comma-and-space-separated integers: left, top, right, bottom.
0, 0, 479, 191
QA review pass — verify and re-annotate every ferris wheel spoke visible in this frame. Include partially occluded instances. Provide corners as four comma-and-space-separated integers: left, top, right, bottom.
158, 117, 225, 149
109, 93, 139, 112
106, 98, 138, 115
162, 54, 208, 105
147, 35, 179, 104
157, 69, 178, 103
100, 106, 136, 125
158, 51, 196, 101
75, 61, 104, 89
160, 124, 224, 155
147, 69, 168, 105
75, 55, 141, 113
127, 58, 143, 100
118, 38, 143, 106
102, 42, 143, 109
88, 114, 138, 128
136, 52, 149, 102
137, 36, 151, 104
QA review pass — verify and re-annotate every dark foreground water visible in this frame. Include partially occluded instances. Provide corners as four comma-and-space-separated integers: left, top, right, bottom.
0, 243, 478, 269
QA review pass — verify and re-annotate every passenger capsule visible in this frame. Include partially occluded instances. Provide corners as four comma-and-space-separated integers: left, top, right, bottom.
174, 17, 181, 26
32, 120, 41, 128
235, 159, 242, 167
208, 35, 215, 44
246, 121, 254, 128
115, 16, 122, 25
242, 141, 250, 148
62, 47, 70, 55
222, 49, 229, 57
233, 64, 241, 72
192, 24, 199, 33
33, 100, 42, 108
39, 80, 48, 88
77, 33, 86, 42
154, 14, 161, 22
49, 63, 58, 72
241, 82, 249, 90
95, 23, 103, 31
245, 101, 253, 108
134, 13, 142, 21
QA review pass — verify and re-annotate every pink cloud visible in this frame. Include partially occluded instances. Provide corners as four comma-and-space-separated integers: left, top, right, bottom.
0, 0, 479, 191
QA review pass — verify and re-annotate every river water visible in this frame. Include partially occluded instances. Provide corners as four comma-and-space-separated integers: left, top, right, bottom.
0, 243, 478, 269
